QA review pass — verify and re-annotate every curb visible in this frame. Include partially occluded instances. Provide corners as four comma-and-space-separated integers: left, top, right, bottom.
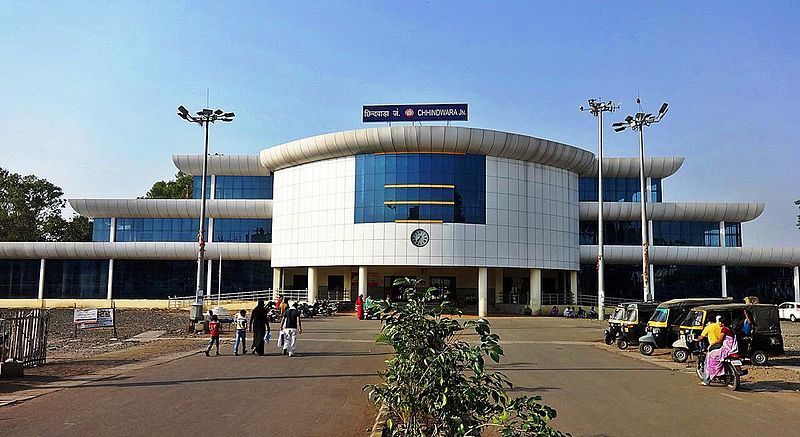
369, 403, 389, 437
0, 349, 200, 408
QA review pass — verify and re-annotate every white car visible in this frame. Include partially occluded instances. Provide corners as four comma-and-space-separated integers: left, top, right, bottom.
778, 302, 800, 322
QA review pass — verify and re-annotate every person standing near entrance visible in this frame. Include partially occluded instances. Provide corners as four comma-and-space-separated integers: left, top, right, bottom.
280, 301, 302, 356
249, 299, 270, 355
233, 309, 248, 356
205, 315, 220, 357
355, 294, 365, 320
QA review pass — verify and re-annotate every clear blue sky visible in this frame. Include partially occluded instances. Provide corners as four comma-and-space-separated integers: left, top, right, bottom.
1, 1, 798, 246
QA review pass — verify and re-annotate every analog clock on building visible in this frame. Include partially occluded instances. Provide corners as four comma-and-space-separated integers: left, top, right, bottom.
410, 228, 430, 247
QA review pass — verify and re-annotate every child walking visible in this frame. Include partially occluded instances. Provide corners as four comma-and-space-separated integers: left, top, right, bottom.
205, 314, 220, 356
234, 309, 248, 356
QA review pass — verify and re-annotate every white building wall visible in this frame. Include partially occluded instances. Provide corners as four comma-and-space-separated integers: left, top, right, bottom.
271, 156, 578, 270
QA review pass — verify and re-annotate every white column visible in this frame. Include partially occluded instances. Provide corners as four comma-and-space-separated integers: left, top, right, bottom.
107, 259, 114, 300
494, 268, 503, 304
530, 268, 542, 315
721, 265, 728, 298
207, 218, 214, 242
649, 264, 655, 300
37, 259, 46, 300
719, 221, 726, 247
308, 267, 318, 303
358, 266, 368, 298
569, 270, 578, 305
210, 174, 216, 199
478, 267, 488, 318
206, 259, 213, 298
344, 269, 353, 301
272, 267, 282, 300
109, 217, 117, 242
793, 266, 799, 302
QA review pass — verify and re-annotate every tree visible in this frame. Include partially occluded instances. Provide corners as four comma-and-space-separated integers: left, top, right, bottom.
366, 278, 566, 437
0, 167, 94, 242
143, 171, 194, 199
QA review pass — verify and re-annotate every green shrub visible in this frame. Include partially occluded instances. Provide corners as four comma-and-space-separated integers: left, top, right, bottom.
366, 277, 567, 436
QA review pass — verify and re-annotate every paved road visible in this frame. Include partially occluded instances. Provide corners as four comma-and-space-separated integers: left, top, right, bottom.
3, 316, 800, 437
1, 317, 390, 437
487, 317, 800, 437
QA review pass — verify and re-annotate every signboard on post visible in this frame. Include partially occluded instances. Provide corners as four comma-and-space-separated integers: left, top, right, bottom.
362, 103, 468, 123
73, 307, 118, 337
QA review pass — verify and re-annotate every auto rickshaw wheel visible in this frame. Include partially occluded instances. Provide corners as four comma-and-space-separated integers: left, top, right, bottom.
671, 348, 689, 363
750, 350, 768, 366
616, 339, 629, 350
604, 333, 614, 345
639, 342, 654, 356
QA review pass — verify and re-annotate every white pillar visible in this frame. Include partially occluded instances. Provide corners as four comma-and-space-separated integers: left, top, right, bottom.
37, 259, 46, 300
107, 259, 114, 300
719, 221, 726, 247
794, 266, 800, 302
530, 268, 542, 315
344, 269, 353, 301
308, 267, 318, 303
494, 268, 503, 304
721, 265, 728, 298
206, 259, 213, 298
210, 174, 216, 199
109, 217, 117, 242
649, 263, 655, 300
272, 267, 282, 300
207, 218, 214, 242
358, 266, 368, 298
478, 267, 488, 318
569, 270, 578, 305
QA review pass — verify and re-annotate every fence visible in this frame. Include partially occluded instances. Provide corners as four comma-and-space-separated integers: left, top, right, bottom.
168, 289, 313, 309
0, 309, 49, 368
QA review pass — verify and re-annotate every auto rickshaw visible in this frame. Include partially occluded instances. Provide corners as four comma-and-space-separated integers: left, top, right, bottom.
671, 303, 784, 365
638, 297, 733, 356
615, 302, 660, 350
603, 303, 630, 345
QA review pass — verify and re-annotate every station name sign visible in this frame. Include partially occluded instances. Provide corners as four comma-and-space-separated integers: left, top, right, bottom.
362, 103, 468, 123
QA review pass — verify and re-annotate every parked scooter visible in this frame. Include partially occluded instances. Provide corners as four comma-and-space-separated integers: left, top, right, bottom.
695, 348, 747, 391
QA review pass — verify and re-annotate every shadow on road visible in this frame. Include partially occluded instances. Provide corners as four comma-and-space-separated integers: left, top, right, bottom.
744, 381, 800, 392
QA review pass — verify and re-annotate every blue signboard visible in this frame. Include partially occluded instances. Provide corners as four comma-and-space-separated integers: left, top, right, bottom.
362, 103, 468, 123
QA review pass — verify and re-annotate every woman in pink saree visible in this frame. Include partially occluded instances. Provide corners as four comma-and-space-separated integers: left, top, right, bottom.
703, 321, 738, 385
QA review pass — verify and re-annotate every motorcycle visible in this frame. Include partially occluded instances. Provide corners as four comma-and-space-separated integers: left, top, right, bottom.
695, 348, 746, 391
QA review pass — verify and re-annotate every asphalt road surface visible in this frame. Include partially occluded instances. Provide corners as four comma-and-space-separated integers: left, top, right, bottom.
3, 316, 800, 436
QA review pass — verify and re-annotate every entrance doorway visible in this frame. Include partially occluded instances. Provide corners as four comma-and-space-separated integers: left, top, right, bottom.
327, 275, 345, 300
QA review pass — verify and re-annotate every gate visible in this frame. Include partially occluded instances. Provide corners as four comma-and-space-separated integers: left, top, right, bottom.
0, 309, 50, 368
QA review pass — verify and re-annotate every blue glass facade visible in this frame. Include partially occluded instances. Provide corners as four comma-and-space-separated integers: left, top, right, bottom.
355, 153, 486, 223
193, 175, 273, 199
725, 222, 742, 247
115, 218, 206, 242
213, 219, 271, 243
44, 260, 109, 299
580, 220, 726, 247
726, 266, 793, 304
0, 260, 40, 298
113, 260, 196, 299
653, 265, 722, 300
210, 260, 272, 293
579, 177, 662, 202
578, 263, 643, 300
92, 218, 112, 242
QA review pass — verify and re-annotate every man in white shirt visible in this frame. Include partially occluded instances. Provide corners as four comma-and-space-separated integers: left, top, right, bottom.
234, 309, 248, 356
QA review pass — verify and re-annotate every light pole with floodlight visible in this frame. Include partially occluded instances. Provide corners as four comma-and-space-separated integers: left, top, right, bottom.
580, 99, 619, 320
176, 105, 235, 320
611, 101, 668, 302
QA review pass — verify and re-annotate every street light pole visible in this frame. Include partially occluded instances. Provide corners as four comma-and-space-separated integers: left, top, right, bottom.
580, 99, 619, 320
177, 106, 235, 319
612, 101, 669, 302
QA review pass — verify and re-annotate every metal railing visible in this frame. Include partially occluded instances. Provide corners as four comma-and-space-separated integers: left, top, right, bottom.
0, 309, 49, 368
168, 289, 317, 309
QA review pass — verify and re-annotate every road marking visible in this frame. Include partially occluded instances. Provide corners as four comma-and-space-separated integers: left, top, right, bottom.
720, 393, 745, 401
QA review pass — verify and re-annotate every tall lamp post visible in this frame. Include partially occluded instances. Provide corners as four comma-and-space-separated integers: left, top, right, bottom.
580, 99, 619, 320
612, 102, 669, 302
177, 105, 235, 320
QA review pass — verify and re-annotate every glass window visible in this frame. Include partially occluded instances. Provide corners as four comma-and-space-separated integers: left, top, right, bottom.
725, 222, 742, 247
653, 265, 721, 301
355, 153, 485, 224
726, 266, 793, 304
209, 260, 272, 294
213, 219, 271, 243
116, 218, 206, 242
578, 263, 643, 300
579, 177, 662, 203
0, 259, 40, 298
113, 260, 196, 299
92, 218, 112, 242
215, 176, 273, 199
44, 260, 109, 299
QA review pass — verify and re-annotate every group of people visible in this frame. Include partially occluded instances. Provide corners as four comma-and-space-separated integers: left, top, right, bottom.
696, 315, 739, 386
551, 305, 597, 319
205, 298, 303, 358
354, 293, 373, 320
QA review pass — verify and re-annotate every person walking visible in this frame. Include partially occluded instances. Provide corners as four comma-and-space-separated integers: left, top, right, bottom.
280, 301, 302, 357
233, 309, 248, 356
355, 294, 365, 320
249, 299, 270, 356
205, 315, 220, 357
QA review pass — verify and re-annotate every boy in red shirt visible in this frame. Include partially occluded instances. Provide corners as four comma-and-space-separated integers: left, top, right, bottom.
205, 315, 221, 356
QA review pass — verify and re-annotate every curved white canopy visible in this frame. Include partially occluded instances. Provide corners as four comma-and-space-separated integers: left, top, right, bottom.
69, 199, 272, 219
581, 245, 800, 267
578, 157, 685, 178
172, 154, 270, 176
579, 202, 765, 223
0, 242, 270, 261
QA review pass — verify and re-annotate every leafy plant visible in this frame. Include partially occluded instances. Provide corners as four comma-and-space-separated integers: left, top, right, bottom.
366, 277, 567, 436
